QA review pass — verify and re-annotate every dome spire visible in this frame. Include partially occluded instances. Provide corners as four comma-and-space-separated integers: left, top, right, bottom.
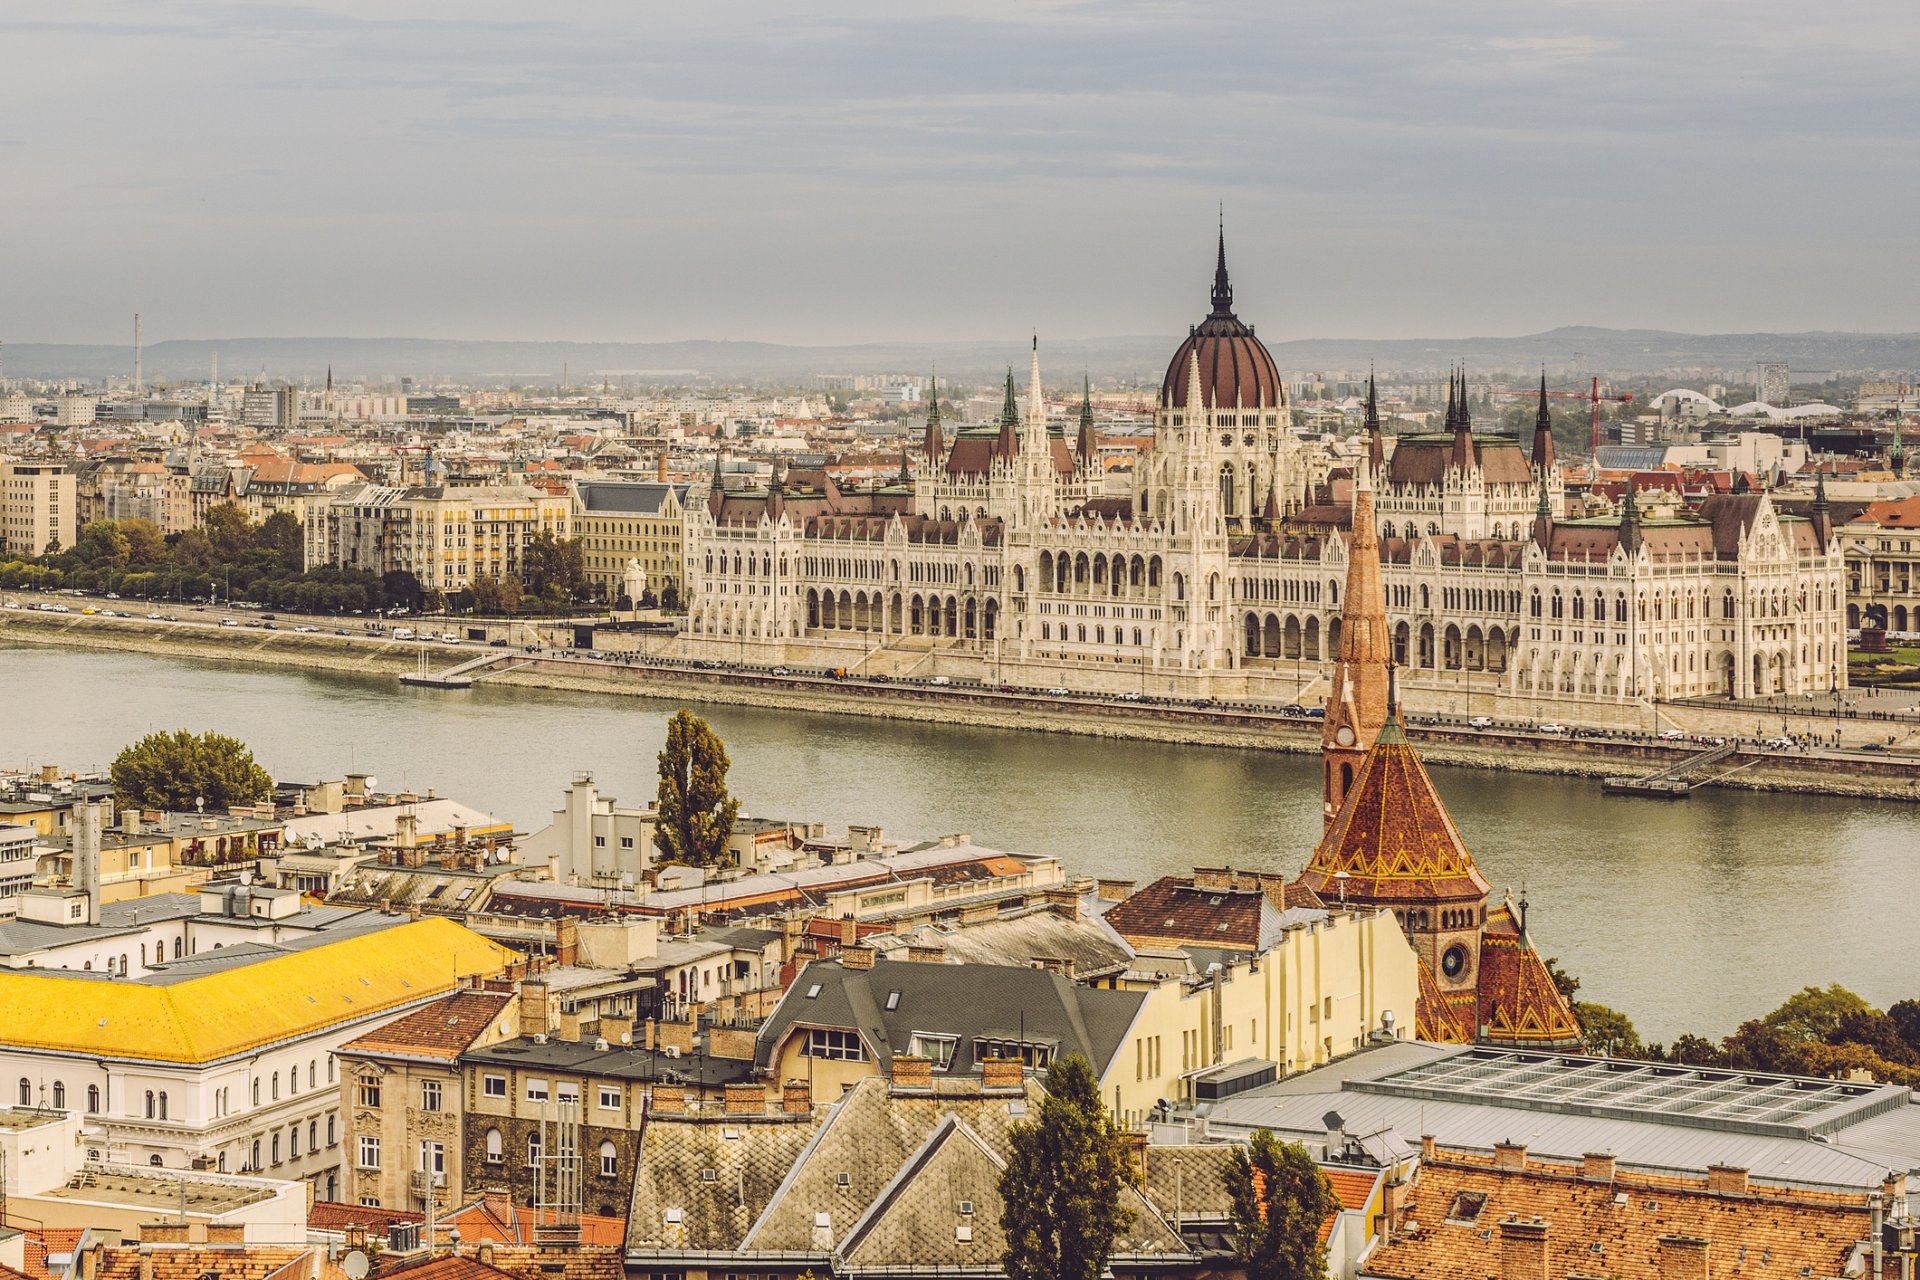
1211, 204, 1234, 317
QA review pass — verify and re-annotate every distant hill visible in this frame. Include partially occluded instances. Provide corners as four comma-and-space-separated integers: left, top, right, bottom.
8, 327, 1919, 386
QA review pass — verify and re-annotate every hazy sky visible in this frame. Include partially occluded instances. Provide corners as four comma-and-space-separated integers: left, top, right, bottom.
5, 1, 1918, 346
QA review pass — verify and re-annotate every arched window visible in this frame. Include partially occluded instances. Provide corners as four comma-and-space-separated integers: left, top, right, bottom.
173, 937, 183, 959
158, 1092, 168, 1120
485, 1128, 503, 1163
52, 1081, 65, 1109
250, 1139, 260, 1171
527, 1131, 543, 1167
145, 1090, 155, 1118
251, 1079, 260, 1106
600, 1141, 618, 1178
16, 1078, 29, 1107
87, 1084, 100, 1113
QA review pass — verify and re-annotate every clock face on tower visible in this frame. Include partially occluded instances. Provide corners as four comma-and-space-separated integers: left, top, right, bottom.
1335, 725, 1356, 746
1442, 944, 1468, 979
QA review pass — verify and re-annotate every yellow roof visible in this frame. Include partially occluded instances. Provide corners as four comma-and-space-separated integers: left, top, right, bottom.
0, 917, 516, 1063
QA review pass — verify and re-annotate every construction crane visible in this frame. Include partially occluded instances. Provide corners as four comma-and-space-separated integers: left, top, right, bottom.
1493, 378, 1632, 456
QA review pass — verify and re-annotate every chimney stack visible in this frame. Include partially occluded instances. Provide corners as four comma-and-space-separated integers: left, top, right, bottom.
1581, 1152, 1616, 1183
555, 917, 579, 968
1492, 1140, 1528, 1171
74, 801, 103, 926
519, 979, 551, 1040
1705, 1164, 1749, 1196
1655, 1234, 1710, 1280
1496, 1216, 1550, 1280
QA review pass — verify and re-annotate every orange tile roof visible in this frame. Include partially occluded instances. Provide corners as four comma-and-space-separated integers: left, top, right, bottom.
1364, 1155, 1876, 1280
338, 990, 513, 1060
376, 1246, 623, 1280
442, 1195, 628, 1248
16, 1229, 82, 1280
91, 1245, 335, 1280
310, 1199, 426, 1231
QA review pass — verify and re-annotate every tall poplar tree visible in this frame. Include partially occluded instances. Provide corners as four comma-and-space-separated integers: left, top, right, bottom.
998, 1054, 1133, 1280
1223, 1128, 1341, 1280
653, 709, 740, 867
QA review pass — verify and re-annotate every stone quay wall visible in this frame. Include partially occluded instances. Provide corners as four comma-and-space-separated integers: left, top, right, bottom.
7, 610, 1917, 803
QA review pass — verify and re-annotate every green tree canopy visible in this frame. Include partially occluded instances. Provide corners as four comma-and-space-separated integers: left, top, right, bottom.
1572, 1002, 1644, 1058
1224, 1128, 1341, 1280
653, 710, 740, 866
110, 730, 273, 812
1764, 984, 1875, 1043
999, 1053, 1134, 1280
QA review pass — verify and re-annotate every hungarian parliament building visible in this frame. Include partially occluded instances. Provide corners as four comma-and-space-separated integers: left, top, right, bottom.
682, 235, 1847, 719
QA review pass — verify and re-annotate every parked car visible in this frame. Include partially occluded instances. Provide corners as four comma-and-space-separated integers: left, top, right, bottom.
1538, 722, 1569, 735
930, 675, 952, 686
1046, 687, 1070, 697
1659, 729, 1686, 742
1468, 716, 1494, 730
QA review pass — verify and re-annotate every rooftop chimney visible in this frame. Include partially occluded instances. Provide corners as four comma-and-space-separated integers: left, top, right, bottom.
1581, 1152, 1617, 1183
74, 801, 103, 926
1705, 1164, 1748, 1196
519, 979, 550, 1040
1656, 1234, 1710, 1280
1493, 1140, 1528, 1171
1497, 1215, 1550, 1280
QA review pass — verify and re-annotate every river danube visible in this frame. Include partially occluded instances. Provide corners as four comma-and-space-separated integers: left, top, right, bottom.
6, 644, 1915, 1042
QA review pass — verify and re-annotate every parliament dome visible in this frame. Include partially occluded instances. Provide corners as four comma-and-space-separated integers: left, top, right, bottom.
1159, 230, 1283, 412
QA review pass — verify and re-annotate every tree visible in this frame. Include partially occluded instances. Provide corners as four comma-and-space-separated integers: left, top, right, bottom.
1572, 1002, 1643, 1058
121, 518, 167, 566
520, 532, 586, 601
1764, 984, 1873, 1044
1224, 1128, 1340, 1280
1665, 1033, 1723, 1066
257, 510, 305, 562
111, 730, 273, 812
201, 503, 255, 560
1721, 1019, 1807, 1073
1543, 956, 1581, 1006
75, 520, 131, 568
653, 710, 740, 866
1888, 1000, 1920, 1056
999, 1054, 1134, 1280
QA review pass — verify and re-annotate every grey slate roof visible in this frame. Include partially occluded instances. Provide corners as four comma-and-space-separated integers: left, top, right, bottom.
576, 480, 690, 515
1202, 1042, 1920, 1191
865, 904, 1135, 979
753, 957, 1147, 1077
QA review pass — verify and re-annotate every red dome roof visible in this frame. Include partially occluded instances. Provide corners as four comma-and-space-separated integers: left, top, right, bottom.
1159, 233, 1282, 411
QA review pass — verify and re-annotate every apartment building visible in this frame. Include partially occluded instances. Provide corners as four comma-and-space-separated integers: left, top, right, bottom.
306, 482, 570, 595
1845, 494, 1920, 632
571, 478, 690, 602
1, 460, 77, 555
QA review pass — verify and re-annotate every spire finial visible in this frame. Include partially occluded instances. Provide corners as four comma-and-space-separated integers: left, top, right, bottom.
1210, 208, 1233, 317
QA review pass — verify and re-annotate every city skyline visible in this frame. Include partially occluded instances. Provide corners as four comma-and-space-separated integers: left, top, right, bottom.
4, 1, 1919, 347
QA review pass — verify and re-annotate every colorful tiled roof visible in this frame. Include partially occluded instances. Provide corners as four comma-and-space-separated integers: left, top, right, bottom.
1298, 718, 1493, 906
1476, 903, 1582, 1048
0, 917, 514, 1063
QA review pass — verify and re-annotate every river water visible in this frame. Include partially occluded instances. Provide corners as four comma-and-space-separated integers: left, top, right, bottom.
5, 643, 1915, 1042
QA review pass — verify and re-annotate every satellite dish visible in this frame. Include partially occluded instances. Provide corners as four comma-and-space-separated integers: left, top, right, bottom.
342, 1251, 370, 1280
363, 776, 379, 791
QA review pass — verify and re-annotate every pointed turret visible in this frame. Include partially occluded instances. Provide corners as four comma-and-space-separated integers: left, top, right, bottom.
1619, 482, 1642, 554
922, 370, 945, 462
1810, 471, 1833, 552
1443, 368, 1458, 431
1532, 472, 1553, 549
1530, 370, 1555, 474
706, 450, 727, 519
1077, 373, 1097, 467
997, 368, 1018, 455
1450, 368, 1475, 471
1320, 449, 1392, 827
1363, 370, 1385, 474
1893, 405, 1906, 476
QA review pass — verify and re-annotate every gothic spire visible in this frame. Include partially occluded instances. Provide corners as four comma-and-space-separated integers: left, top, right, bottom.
1000, 368, 1018, 428
1531, 369, 1556, 474
1364, 368, 1385, 474
1533, 469, 1554, 549
1210, 206, 1234, 318
1077, 372, 1097, 466
923, 369, 945, 461
1443, 368, 1458, 431
1619, 482, 1642, 554
1319, 434, 1392, 828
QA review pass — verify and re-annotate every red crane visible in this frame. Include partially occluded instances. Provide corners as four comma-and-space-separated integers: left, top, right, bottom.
1493, 378, 1633, 456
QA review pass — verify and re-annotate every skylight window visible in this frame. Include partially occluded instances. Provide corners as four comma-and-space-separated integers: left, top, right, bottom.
885, 990, 901, 1011
805, 983, 822, 999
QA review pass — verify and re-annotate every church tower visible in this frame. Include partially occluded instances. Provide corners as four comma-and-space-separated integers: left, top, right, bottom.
1320, 386, 1392, 826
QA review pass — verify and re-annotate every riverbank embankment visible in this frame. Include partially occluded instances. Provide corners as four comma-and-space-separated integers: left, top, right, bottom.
9, 610, 1919, 803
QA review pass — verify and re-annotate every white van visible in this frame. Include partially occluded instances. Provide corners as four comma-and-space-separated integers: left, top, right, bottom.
392, 627, 417, 640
